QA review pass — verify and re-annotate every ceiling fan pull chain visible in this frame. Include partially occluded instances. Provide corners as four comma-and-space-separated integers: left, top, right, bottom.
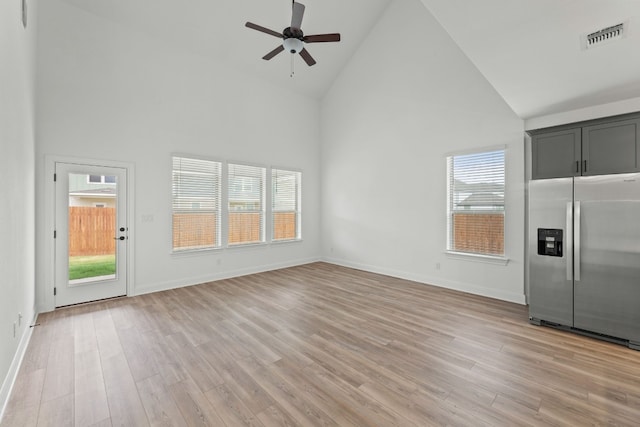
290, 54, 295, 78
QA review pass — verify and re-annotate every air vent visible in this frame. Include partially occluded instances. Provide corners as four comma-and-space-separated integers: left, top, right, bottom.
583, 22, 626, 50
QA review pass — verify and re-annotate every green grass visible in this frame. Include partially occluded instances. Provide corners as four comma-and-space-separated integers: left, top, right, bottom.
68, 255, 116, 280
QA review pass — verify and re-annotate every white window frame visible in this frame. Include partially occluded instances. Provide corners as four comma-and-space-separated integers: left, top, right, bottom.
171, 155, 222, 253
446, 146, 508, 263
271, 168, 302, 242
227, 162, 267, 247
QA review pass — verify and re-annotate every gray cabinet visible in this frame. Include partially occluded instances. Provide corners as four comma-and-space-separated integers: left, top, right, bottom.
582, 118, 640, 176
531, 128, 581, 179
530, 116, 640, 179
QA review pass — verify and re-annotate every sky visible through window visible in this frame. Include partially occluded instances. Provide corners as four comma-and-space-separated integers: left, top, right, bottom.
450, 149, 505, 212
453, 150, 504, 184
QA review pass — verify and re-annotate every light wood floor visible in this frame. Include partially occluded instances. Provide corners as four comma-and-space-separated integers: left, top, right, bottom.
3, 262, 640, 426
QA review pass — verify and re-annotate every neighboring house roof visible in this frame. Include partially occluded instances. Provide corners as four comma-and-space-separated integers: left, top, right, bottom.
458, 193, 504, 207
454, 179, 504, 194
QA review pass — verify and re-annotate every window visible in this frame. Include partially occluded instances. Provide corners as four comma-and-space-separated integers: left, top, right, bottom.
272, 169, 301, 241
228, 163, 265, 245
172, 156, 221, 252
447, 149, 505, 256
170, 157, 301, 251
88, 175, 116, 184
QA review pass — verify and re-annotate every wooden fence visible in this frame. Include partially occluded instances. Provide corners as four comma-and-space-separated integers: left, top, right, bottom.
68, 207, 116, 256
273, 212, 296, 241
70, 208, 499, 256
172, 212, 298, 250
173, 213, 218, 250
228, 213, 262, 245
452, 212, 504, 255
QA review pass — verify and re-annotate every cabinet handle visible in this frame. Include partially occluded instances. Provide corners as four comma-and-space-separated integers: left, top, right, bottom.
583, 159, 587, 172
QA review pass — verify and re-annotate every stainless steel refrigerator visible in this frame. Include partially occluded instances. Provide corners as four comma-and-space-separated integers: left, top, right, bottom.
528, 173, 640, 350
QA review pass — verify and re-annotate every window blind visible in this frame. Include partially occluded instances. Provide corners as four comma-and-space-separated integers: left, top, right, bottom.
272, 169, 301, 241
228, 163, 265, 245
447, 149, 505, 256
172, 156, 221, 251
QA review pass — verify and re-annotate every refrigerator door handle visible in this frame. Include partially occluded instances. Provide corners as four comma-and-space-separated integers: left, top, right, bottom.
574, 201, 581, 282
566, 202, 573, 282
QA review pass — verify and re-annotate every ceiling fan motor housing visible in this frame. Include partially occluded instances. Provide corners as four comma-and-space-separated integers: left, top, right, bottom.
283, 27, 304, 53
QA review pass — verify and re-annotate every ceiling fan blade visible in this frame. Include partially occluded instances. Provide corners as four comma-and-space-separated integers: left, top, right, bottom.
245, 22, 283, 39
299, 48, 316, 66
304, 33, 341, 43
263, 45, 285, 60
291, 2, 305, 30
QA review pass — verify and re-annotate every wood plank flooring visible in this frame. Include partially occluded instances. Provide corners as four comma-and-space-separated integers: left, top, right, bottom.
3, 262, 640, 426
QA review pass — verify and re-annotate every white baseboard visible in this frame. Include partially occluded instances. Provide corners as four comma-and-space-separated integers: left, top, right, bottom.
133, 256, 322, 297
0, 313, 37, 424
322, 256, 526, 305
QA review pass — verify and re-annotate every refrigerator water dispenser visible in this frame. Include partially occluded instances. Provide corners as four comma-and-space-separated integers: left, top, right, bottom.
537, 228, 563, 257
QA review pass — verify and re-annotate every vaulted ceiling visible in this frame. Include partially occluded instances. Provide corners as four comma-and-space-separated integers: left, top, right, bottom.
55, 0, 640, 119
420, 0, 640, 119
55, 0, 393, 99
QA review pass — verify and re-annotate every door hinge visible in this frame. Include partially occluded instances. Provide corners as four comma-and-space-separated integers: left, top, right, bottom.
54, 230, 57, 238
54, 173, 57, 182
54, 287, 57, 296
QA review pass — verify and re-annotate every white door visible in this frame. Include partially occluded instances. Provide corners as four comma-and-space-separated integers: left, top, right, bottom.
55, 162, 128, 307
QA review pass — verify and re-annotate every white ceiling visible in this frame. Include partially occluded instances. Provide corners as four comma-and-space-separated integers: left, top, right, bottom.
420, 0, 640, 118
56, 0, 640, 119
56, 0, 393, 99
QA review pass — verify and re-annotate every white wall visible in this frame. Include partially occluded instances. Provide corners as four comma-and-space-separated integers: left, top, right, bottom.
35, 0, 322, 312
0, 0, 37, 416
321, 0, 526, 303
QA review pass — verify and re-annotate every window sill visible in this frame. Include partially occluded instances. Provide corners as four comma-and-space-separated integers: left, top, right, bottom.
445, 251, 510, 265
171, 246, 223, 257
227, 241, 269, 250
271, 238, 303, 245
171, 239, 302, 256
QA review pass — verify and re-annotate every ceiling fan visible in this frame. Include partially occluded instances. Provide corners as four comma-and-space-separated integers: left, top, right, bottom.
245, 1, 341, 67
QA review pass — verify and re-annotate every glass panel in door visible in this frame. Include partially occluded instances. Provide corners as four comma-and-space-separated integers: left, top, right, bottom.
68, 173, 117, 284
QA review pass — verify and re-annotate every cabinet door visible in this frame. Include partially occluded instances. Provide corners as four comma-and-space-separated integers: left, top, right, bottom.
582, 118, 640, 176
531, 128, 581, 179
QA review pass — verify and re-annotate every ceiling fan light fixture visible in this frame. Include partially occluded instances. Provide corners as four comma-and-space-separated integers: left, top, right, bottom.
283, 37, 304, 53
